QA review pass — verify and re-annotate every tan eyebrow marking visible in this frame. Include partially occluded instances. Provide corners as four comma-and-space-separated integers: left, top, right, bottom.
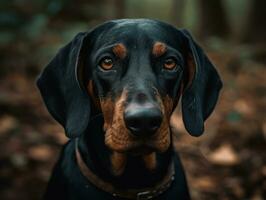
152, 42, 167, 57
112, 43, 127, 59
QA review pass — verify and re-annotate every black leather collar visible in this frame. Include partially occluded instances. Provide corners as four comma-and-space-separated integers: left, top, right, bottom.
75, 139, 175, 199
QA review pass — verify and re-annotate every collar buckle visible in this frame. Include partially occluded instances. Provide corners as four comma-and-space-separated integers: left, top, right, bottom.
137, 190, 155, 200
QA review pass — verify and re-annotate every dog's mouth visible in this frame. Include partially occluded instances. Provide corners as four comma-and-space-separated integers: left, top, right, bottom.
101, 90, 174, 155
104, 124, 171, 154
105, 124, 171, 175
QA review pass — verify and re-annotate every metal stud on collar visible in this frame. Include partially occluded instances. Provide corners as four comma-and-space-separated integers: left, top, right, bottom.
136, 175, 175, 200
137, 190, 154, 200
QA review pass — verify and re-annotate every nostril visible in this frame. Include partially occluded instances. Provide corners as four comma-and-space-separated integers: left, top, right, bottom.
150, 115, 162, 130
126, 117, 141, 131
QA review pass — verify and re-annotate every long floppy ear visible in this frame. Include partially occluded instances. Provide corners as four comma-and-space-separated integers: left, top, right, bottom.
37, 32, 91, 138
180, 29, 222, 136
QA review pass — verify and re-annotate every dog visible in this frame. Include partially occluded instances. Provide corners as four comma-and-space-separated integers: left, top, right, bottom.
37, 19, 222, 200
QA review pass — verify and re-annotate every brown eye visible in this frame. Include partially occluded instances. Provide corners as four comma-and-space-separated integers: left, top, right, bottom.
164, 58, 176, 70
100, 57, 113, 70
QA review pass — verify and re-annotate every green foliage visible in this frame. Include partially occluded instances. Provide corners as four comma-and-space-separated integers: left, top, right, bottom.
21, 14, 48, 39
227, 111, 241, 123
126, 0, 172, 21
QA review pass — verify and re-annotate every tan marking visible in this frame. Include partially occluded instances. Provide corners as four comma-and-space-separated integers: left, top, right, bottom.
104, 90, 136, 152
112, 43, 127, 59
143, 152, 157, 171
152, 42, 167, 57
99, 91, 130, 175
100, 97, 115, 131
110, 152, 127, 176
150, 94, 174, 153
87, 80, 101, 109
186, 53, 196, 88
162, 95, 174, 118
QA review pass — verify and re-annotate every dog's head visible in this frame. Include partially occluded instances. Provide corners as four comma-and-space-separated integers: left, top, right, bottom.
37, 19, 222, 154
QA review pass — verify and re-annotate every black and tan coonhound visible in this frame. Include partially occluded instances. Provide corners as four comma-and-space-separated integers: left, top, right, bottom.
37, 19, 222, 200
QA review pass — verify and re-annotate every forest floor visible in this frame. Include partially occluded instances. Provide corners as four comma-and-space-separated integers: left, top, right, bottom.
0, 28, 265, 200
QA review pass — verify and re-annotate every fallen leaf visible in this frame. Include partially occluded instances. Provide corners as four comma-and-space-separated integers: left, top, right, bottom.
233, 99, 254, 115
192, 176, 217, 191
28, 145, 54, 161
207, 144, 239, 166
0, 115, 18, 136
10, 153, 28, 168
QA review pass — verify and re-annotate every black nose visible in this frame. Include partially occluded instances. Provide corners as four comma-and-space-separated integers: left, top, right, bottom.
124, 106, 162, 137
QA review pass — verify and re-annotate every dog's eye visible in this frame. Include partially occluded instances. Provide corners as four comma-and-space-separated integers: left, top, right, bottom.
99, 57, 113, 70
163, 58, 177, 70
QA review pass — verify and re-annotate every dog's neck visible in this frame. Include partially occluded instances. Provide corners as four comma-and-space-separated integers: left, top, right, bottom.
77, 115, 173, 189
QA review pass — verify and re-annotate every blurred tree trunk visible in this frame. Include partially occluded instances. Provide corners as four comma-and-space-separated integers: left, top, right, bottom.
198, 0, 230, 39
243, 0, 266, 43
114, 0, 125, 19
171, 0, 185, 27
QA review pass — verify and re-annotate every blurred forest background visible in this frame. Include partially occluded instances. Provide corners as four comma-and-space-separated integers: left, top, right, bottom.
0, 0, 266, 199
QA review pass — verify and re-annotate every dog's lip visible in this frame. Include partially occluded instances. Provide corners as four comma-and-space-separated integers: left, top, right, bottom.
106, 139, 159, 155
105, 128, 170, 153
